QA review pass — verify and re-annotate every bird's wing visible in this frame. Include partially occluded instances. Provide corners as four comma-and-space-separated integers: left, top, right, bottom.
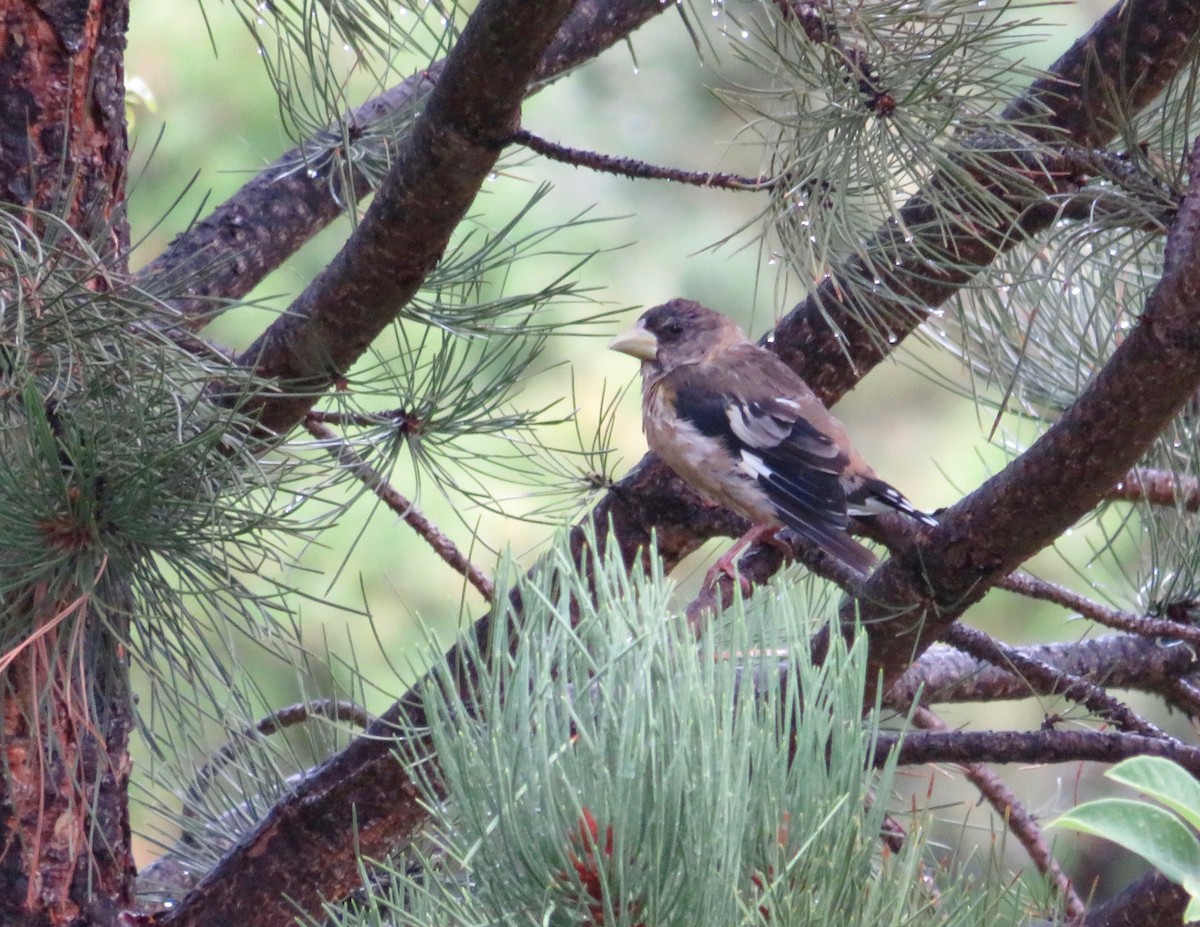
668, 362, 851, 533
668, 359, 877, 572
732, 397, 851, 530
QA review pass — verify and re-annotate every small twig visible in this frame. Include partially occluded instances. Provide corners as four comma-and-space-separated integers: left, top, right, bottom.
911, 706, 1085, 919
305, 418, 495, 601
306, 406, 418, 430
874, 727, 1200, 777
941, 623, 1165, 738
1163, 678, 1200, 718
1108, 466, 1200, 511
511, 128, 776, 190
183, 699, 374, 832
997, 571, 1200, 648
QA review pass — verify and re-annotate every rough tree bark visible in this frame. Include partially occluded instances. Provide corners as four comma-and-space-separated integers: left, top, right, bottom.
0, 2, 134, 926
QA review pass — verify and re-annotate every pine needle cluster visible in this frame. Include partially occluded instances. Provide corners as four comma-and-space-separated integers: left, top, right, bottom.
322, 535, 1050, 927
0, 206, 330, 813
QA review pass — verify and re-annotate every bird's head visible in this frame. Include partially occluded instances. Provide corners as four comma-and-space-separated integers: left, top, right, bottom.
609, 299, 744, 372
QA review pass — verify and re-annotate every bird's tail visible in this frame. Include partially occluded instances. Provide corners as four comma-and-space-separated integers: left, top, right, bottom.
850, 477, 938, 527
778, 524, 879, 576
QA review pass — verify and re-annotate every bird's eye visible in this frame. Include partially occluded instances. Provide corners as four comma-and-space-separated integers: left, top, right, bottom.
664, 319, 685, 337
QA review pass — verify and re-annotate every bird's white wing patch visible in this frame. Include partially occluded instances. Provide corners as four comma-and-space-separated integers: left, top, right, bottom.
727, 402, 791, 448
739, 450, 772, 479
729, 398, 844, 464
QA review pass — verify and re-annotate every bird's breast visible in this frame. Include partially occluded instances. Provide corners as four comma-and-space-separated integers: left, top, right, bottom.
642, 380, 776, 524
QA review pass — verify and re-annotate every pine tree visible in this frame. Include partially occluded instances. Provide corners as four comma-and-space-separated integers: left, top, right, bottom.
3, 1, 1200, 925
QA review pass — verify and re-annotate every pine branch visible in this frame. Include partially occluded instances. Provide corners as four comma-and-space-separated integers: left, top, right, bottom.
910, 706, 1084, 919
135, 71, 433, 324
874, 728, 1200, 777
771, 0, 1200, 404
888, 634, 1198, 706
236, 0, 580, 436
305, 418, 495, 601
831, 136, 1200, 703
156, 708, 438, 927
134, 0, 670, 323
940, 623, 1164, 737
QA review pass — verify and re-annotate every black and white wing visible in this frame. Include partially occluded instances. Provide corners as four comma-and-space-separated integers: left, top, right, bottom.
671, 379, 876, 572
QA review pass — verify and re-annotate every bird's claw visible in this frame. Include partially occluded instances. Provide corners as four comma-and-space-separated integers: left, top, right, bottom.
702, 554, 753, 598
702, 524, 781, 597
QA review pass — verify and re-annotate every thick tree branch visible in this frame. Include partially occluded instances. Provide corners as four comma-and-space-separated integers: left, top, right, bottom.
135, 0, 670, 322
834, 136, 1200, 701
237, 0, 578, 436
889, 634, 1198, 706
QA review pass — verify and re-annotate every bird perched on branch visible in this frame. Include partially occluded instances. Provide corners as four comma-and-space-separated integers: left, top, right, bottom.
609, 299, 936, 578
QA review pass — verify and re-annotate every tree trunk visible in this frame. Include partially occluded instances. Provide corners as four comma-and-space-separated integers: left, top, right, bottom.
0, 2, 133, 924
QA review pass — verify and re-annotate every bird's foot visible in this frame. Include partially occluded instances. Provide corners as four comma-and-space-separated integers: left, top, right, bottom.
703, 524, 778, 596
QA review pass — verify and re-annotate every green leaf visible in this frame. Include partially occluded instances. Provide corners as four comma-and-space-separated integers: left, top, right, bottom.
1105, 757, 1200, 832
1053, 798, 1200, 892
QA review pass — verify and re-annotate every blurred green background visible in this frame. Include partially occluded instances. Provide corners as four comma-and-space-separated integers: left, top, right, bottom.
126, 0, 1157, 890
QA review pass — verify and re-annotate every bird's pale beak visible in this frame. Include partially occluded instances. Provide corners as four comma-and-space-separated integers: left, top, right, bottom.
608, 323, 659, 361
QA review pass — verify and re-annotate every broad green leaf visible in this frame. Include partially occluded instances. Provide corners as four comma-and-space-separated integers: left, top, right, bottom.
1105, 757, 1200, 831
1054, 798, 1200, 891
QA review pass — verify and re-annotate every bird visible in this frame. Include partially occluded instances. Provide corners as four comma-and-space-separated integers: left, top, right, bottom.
609, 299, 936, 578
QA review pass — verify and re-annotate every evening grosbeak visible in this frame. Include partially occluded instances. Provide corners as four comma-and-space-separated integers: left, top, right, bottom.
609, 299, 936, 576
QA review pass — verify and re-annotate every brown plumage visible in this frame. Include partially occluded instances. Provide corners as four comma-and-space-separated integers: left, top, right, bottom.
609, 299, 936, 575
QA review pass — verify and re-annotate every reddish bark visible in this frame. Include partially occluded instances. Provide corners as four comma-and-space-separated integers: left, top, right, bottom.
0, 3, 133, 925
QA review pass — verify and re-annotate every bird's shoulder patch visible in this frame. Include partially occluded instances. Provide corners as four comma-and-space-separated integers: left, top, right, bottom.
666, 368, 741, 453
